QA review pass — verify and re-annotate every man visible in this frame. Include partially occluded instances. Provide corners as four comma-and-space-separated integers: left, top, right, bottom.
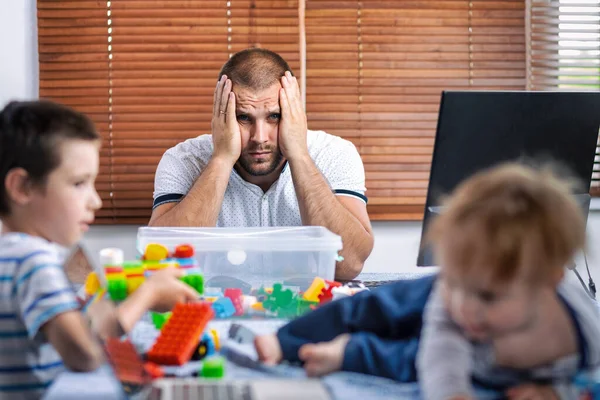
149, 48, 373, 280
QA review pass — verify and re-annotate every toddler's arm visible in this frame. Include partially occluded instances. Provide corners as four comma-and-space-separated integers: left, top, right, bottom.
342, 332, 420, 381
416, 283, 473, 400
276, 275, 436, 362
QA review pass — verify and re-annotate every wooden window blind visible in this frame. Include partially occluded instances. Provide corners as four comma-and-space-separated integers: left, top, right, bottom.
38, 0, 526, 224
305, 0, 526, 220
526, 0, 600, 196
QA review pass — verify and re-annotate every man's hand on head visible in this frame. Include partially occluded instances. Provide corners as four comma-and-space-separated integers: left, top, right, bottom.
211, 74, 242, 166
278, 71, 309, 162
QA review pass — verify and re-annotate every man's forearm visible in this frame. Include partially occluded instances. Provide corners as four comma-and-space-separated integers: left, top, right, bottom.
149, 157, 233, 227
289, 155, 373, 280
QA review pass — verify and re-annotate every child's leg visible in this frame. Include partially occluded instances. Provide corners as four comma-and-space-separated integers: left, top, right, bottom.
276, 275, 436, 362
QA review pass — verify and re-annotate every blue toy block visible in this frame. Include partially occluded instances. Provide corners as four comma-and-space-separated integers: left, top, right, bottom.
212, 297, 236, 319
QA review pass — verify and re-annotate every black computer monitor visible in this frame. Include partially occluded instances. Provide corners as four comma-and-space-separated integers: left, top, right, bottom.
417, 90, 600, 267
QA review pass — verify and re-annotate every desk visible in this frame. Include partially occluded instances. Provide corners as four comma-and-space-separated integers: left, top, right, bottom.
44, 272, 440, 400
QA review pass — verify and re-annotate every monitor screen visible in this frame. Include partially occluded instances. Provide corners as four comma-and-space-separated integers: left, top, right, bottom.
417, 90, 600, 266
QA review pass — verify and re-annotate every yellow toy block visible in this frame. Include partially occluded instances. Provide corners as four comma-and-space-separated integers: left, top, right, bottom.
251, 302, 265, 312
303, 277, 326, 302
84, 272, 100, 296
209, 328, 220, 351
202, 296, 219, 303
126, 277, 145, 294
145, 261, 179, 272
144, 243, 169, 261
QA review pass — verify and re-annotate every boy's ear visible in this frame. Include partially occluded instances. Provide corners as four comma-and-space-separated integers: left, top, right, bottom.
4, 168, 35, 206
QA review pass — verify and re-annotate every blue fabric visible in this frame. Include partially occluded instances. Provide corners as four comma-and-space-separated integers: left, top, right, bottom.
277, 275, 436, 381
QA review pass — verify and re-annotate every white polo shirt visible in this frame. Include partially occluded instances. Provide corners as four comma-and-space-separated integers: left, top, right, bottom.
153, 130, 367, 227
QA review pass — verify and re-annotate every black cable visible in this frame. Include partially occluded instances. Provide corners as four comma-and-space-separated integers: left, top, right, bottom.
574, 268, 594, 299
583, 250, 596, 299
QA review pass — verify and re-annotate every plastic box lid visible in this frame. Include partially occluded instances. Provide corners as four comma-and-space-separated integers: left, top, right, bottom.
136, 226, 343, 254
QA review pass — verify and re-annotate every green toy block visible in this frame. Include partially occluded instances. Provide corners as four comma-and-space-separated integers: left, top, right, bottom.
296, 299, 318, 316
123, 261, 143, 269
107, 277, 128, 301
201, 356, 225, 378
181, 274, 204, 295
263, 283, 295, 312
150, 312, 172, 330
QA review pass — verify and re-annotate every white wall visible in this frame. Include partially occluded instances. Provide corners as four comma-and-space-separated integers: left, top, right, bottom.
2, 0, 600, 281
0, 0, 38, 105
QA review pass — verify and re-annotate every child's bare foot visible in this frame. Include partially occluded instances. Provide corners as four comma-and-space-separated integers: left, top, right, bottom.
298, 334, 350, 377
254, 334, 283, 365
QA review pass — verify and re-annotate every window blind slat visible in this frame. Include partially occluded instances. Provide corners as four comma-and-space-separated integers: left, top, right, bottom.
38, 0, 538, 223
526, 0, 600, 195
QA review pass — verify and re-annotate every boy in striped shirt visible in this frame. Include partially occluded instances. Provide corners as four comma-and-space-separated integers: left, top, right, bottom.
0, 100, 199, 399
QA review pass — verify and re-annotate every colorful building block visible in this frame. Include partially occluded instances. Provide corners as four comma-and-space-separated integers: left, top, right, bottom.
105, 337, 156, 393
201, 356, 225, 379
123, 261, 145, 294
303, 277, 326, 302
144, 243, 169, 261
212, 297, 236, 319
191, 330, 219, 361
224, 288, 244, 316
263, 283, 294, 312
150, 312, 172, 330
84, 272, 100, 296
174, 244, 194, 258
181, 274, 204, 295
146, 302, 214, 365
107, 277, 128, 301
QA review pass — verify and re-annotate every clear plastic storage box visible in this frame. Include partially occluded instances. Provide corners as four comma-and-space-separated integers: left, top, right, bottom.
136, 226, 343, 293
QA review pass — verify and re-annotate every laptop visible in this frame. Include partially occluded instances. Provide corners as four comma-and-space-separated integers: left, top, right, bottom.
150, 378, 331, 400
417, 90, 600, 267
63, 244, 332, 400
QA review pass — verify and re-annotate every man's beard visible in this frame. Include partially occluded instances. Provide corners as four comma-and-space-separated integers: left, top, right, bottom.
237, 147, 284, 176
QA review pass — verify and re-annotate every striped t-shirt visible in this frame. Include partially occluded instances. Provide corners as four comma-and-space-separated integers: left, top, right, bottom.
0, 233, 80, 400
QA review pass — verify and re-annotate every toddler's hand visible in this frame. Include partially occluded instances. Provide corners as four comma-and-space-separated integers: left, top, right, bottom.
255, 334, 283, 365
299, 333, 350, 377
143, 268, 200, 312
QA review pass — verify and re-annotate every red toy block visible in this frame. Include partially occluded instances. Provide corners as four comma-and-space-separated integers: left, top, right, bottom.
105, 338, 152, 386
318, 280, 342, 304
143, 362, 165, 379
105, 266, 124, 274
318, 286, 334, 304
224, 288, 244, 316
174, 244, 195, 258
146, 302, 214, 365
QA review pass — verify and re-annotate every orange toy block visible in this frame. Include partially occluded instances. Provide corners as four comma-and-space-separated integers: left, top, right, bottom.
105, 338, 153, 386
303, 277, 326, 302
146, 302, 214, 365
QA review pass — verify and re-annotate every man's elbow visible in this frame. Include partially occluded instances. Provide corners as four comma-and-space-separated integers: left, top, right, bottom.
340, 233, 374, 280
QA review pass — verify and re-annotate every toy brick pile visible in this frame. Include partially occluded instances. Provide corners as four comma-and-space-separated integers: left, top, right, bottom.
84, 243, 368, 320
83, 243, 368, 391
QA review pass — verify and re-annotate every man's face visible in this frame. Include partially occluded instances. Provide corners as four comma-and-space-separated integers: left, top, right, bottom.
233, 83, 285, 177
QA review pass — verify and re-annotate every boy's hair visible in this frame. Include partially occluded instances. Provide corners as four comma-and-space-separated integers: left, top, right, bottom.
219, 48, 293, 92
426, 163, 586, 284
0, 100, 100, 215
